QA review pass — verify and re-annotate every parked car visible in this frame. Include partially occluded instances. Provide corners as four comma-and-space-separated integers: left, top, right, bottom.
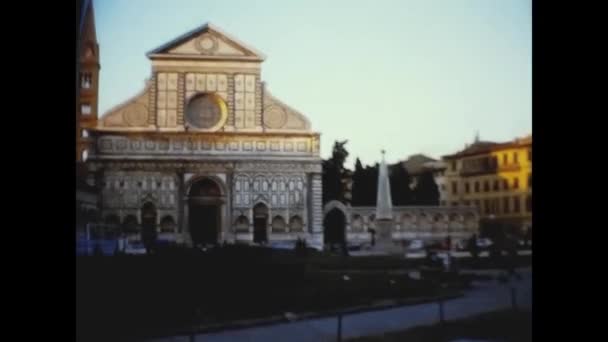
455, 239, 469, 251
347, 243, 362, 251
269, 241, 295, 250
124, 239, 147, 255
476, 238, 493, 249
408, 239, 425, 251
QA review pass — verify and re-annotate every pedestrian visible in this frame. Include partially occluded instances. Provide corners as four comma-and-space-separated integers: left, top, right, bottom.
506, 238, 521, 280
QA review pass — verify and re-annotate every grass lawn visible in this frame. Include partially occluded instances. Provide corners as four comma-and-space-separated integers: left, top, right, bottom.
76, 245, 529, 341
347, 309, 532, 342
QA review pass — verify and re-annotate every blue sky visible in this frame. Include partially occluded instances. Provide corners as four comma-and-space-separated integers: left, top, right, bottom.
95, 0, 531, 168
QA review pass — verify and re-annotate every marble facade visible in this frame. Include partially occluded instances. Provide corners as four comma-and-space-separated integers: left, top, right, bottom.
86, 23, 324, 248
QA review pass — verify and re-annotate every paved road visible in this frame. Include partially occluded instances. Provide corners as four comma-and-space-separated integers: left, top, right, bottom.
149, 269, 531, 342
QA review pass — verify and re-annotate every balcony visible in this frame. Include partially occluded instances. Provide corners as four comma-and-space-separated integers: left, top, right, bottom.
498, 163, 521, 172
459, 166, 497, 177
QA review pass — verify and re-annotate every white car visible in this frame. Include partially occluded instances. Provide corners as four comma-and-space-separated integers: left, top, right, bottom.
408, 239, 425, 251
476, 238, 493, 249
124, 239, 147, 255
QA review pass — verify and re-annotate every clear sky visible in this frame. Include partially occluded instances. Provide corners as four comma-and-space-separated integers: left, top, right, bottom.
95, 0, 531, 168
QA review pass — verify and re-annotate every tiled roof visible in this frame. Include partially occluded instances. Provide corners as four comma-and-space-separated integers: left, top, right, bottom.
443, 135, 531, 159
399, 154, 438, 175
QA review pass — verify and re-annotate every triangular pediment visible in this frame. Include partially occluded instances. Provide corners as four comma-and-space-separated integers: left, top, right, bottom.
146, 23, 265, 61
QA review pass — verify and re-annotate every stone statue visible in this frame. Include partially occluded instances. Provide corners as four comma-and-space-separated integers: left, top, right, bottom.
332, 140, 349, 170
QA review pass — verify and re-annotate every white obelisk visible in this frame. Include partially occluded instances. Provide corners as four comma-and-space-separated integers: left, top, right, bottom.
376, 150, 393, 221
374, 150, 400, 253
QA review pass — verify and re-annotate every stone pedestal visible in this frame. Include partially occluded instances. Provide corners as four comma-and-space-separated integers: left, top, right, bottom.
374, 219, 403, 255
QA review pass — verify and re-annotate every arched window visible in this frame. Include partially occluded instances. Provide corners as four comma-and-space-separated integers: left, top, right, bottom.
289, 216, 303, 232
80, 72, 92, 89
351, 214, 364, 232
235, 215, 249, 231
272, 216, 286, 232
81, 149, 88, 162
189, 178, 221, 197
160, 216, 176, 233
419, 213, 431, 230
122, 215, 139, 234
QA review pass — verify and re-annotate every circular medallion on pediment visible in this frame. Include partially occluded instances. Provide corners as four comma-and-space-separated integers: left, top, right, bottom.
195, 34, 219, 54
185, 93, 228, 130
124, 104, 148, 127
264, 105, 287, 129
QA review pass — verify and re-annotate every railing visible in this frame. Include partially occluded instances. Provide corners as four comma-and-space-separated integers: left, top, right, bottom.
498, 163, 521, 172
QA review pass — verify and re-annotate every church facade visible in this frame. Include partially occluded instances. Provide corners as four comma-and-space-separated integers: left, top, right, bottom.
85, 23, 324, 248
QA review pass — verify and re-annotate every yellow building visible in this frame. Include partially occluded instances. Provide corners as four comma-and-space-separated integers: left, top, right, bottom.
442, 134, 532, 237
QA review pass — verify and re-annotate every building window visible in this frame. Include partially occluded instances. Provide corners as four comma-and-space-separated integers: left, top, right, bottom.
81, 149, 88, 162
451, 161, 456, 171
451, 202, 459, 207
465, 182, 470, 193
514, 196, 521, 213
475, 181, 480, 193
463, 200, 471, 206
484, 199, 490, 214
503, 179, 509, 190
514, 178, 519, 189
81, 129, 89, 138
80, 72, 92, 89
513, 152, 518, 163
503, 197, 510, 214
81, 103, 92, 115
484, 181, 489, 192
474, 199, 481, 209
503, 154, 508, 164
493, 180, 499, 191
526, 195, 532, 212
452, 182, 458, 195
528, 173, 532, 189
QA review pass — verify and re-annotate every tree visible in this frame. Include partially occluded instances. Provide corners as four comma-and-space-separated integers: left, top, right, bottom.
389, 163, 413, 206
363, 164, 379, 206
413, 171, 439, 205
352, 158, 365, 206
322, 140, 352, 205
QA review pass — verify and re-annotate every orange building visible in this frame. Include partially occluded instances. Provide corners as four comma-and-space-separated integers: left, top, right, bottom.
442, 134, 532, 237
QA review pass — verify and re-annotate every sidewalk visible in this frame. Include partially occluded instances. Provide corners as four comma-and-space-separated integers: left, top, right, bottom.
148, 269, 531, 342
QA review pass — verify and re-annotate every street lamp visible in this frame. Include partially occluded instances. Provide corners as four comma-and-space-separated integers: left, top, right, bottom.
337, 274, 350, 342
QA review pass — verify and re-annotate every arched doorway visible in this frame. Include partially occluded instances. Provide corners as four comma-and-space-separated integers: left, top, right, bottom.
103, 214, 120, 240
253, 203, 269, 244
188, 178, 223, 246
324, 208, 346, 248
141, 202, 158, 252
160, 215, 176, 233
122, 215, 139, 235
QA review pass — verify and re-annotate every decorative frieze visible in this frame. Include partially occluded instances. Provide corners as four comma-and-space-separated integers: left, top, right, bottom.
96, 135, 319, 157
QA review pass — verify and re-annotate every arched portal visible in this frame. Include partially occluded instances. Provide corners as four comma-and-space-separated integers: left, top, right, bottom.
324, 208, 346, 248
122, 215, 139, 234
188, 178, 223, 246
253, 202, 269, 244
160, 215, 176, 233
141, 202, 158, 250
